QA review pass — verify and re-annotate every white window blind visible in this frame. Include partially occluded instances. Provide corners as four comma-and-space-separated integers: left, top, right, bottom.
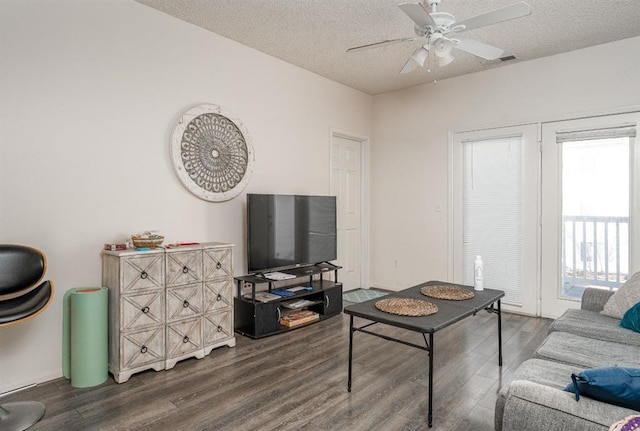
555, 123, 636, 143
462, 136, 523, 306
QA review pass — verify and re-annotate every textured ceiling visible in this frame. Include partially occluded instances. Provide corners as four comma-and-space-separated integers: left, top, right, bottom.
135, 0, 640, 95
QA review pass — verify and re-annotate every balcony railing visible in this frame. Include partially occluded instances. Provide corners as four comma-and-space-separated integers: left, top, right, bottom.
563, 215, 629, 293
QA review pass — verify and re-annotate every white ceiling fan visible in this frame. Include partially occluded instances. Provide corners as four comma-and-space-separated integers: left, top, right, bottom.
347, 0, 532, 73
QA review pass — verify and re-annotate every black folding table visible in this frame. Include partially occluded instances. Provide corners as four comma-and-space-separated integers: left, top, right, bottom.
344, 281, 504, 428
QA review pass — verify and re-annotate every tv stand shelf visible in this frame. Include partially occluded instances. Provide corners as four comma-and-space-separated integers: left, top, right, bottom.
234, 263, 342, 338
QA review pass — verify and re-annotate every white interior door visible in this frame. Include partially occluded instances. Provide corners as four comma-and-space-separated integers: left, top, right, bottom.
452, 124, 539, 316
330, 131, 366, 291
541, 112, 640, 318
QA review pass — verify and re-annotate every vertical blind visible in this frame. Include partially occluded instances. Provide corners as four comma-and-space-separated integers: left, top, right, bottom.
462, 136, 524, 306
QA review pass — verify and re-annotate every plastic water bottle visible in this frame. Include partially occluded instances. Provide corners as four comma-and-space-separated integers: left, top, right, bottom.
474, 255, 484, 291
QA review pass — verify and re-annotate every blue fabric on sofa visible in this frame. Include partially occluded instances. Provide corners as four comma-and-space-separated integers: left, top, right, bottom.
564, 366, 640, 411
620, 302, 640, 333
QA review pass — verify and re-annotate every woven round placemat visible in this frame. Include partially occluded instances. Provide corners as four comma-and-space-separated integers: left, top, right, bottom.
420, 285, 474, 301
374, 298, 438, 316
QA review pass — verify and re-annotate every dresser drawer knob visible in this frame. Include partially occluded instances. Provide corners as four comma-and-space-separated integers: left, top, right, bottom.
217, 325, 223, 332
140, 345, 148, 354
216, 262, 222, 269
140, 271, 148, 279
141, 306, 150, 314
183, 300, 190, 308
182, 335, 189, 344
182, 266, 189, 274
217, 294, 222, 301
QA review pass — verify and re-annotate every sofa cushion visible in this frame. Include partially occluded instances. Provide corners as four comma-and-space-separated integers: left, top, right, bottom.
602, 271, 640, 319
503, 380, 636, 431
495, 359, 582, 431
564, 366, 640, 411
581, 287, 615, 312
621, 302, 640, 333
549, 309, 640, 347
534, 332, 640, 369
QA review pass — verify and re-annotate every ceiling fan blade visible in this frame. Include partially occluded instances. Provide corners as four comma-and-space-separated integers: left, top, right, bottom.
453, 38, 504, 60
347, 37, 418, 53
452, 1, 532, 33
398, 2, 437, 29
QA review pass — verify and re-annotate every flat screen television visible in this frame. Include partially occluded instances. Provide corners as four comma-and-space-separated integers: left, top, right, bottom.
247, 194, 337, 273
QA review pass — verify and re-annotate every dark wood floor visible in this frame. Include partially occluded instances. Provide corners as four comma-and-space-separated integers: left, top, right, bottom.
2, 308, 550, 431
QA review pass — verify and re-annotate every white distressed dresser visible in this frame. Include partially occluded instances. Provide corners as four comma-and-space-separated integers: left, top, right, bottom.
102, 242, 235, 383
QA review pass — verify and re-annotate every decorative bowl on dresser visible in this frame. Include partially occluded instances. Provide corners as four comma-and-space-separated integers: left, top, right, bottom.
102, 242, 235, 383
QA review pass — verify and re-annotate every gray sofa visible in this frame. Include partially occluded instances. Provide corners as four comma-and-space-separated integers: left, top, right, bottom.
495, 288, 640, 431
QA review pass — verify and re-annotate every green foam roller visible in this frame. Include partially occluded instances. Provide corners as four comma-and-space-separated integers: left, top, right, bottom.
62, 287, 109, 388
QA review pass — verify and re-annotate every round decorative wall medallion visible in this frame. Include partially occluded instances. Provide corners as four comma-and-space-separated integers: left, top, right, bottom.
170, 104, 254, 202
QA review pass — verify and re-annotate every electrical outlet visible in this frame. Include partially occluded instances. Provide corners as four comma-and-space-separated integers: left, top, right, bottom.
243, 281, 253, 290
394, 259, 399, 268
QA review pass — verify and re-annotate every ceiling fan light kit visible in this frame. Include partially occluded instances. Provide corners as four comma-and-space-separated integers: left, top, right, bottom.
348, 0, 532, 74
414, 45, 429, 63
431, 35, 453, 66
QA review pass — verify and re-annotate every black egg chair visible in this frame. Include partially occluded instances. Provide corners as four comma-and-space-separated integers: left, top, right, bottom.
0, 244, 54, 431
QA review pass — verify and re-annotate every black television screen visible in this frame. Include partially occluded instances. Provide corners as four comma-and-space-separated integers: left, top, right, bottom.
247, 194, 337, 273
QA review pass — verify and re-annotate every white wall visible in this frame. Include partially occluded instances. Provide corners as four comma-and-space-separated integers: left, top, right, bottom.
370, 36, 640, 290
0, 0, 371, 392
3, 1, 638, 394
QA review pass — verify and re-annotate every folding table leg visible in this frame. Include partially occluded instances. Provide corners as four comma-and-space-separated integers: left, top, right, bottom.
348, 314, 354, 392
498, 299, 503, 367
428, 332, 434, 428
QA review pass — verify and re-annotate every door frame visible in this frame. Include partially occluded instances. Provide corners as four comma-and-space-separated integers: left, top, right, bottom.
329, 127, 371, 291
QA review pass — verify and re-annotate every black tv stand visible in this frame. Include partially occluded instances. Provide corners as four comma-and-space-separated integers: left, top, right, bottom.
234, 263, 342, 338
